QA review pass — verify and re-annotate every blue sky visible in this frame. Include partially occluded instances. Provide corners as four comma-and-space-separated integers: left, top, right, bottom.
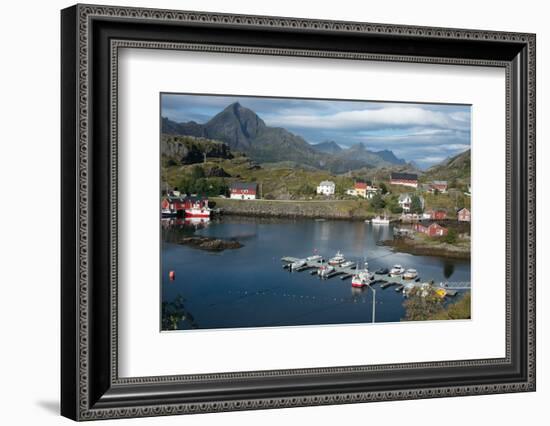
161, 93, 471, 169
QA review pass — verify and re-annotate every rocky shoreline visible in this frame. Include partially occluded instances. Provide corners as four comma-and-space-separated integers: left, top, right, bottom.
380, 238, 470, 260
178, 236, 243, 252
212, 198, 374, 220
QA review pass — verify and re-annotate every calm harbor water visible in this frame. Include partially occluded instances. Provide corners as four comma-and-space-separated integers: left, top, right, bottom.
161, 216, 470, 331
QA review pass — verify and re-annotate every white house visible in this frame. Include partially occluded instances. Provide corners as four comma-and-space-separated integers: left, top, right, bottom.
229, 182, 258, 200
317, 180, 335, 196
398, 193, 425, 213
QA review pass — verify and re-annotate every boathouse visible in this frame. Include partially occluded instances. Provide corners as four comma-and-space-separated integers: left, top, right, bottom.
414, 222, 449, 237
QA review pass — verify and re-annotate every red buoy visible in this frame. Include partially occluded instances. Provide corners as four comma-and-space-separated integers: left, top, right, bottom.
169, 270, 175, 281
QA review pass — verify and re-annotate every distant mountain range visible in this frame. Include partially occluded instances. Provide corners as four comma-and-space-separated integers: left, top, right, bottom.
162, 102, 410, 173
310, 140, 342, 154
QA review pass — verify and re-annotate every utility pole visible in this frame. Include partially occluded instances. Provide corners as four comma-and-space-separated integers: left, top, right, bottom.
368, 284, 376, 323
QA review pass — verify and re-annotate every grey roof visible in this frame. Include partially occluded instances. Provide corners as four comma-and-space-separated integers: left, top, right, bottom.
391, 172, 418, 181
318, 180, 335, 187
432, 180, 448, 185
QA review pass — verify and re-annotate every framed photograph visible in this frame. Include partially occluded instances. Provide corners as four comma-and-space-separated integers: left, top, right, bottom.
61, 4, 536, 421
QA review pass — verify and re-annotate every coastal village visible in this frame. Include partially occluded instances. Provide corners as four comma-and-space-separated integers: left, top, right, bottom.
161, 169, 471, 258
160, 99, 472, 328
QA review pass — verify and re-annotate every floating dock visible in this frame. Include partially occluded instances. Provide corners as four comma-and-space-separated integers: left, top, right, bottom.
281, 255, 470, 295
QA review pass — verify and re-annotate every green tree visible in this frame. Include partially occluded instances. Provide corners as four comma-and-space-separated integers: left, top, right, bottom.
456, 194, 466, 210
176, 177, 192, 195
191, 165, 205, 180
410, 195, 424, 214
191, 178, 208, 195
370, 193, 386, 210
386, 195, 402, 214
379, 182, 388, 195
443, 227, 458, 244
390, 205, 403, 214
297, 182, 315, 197
335, 181, 347, 197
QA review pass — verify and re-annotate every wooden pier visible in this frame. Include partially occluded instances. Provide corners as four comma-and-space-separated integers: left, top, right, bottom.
281, 255, 470, 295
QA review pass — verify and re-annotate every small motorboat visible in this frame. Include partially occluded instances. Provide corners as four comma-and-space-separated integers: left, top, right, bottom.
403, 269, 418, 280
290, 259, 306, 271
389, 264, 405, 276
306, 254, 323, 262
370, 213, 390, 225
318, 264, 335, 278
375, 267, 389, 275
341, 260, 356, 268
328, 251, 346, 266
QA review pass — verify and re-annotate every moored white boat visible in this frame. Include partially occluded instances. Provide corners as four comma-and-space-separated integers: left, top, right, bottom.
185, 207, 211, 218
403, 269, 418, 280
389, 264, 405, 276
317, 264, 335, 278
328, 251, 346, 265
306, 254, 323, 262
290, 259, 306, 270
370, 213, 390, 225
161, 208, 175, 217
341, 260, 355, 268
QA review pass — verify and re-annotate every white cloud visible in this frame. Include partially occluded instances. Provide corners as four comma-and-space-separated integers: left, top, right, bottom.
266, 106, 468, 131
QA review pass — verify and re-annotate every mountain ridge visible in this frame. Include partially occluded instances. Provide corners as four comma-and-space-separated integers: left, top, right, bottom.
161, 102, 407, 172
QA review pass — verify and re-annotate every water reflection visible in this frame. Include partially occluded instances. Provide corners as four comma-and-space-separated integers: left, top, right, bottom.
443, 261, 455, 279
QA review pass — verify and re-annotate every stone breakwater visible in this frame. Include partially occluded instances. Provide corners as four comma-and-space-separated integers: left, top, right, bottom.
212, 198, 371, 220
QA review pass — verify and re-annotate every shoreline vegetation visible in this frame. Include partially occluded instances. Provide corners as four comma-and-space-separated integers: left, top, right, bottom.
404, 290, 471, 321
381, 235, 470, 260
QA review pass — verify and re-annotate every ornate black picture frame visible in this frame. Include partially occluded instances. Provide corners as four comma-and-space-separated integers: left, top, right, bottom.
61, 4, 536, 421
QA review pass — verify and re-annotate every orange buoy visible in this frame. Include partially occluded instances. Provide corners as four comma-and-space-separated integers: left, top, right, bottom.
169, 270, 175, 281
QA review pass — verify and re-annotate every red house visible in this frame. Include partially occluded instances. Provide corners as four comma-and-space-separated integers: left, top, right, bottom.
390, 172, 418, 188
414, 222, 449, 237
457, 207, 471, 222
428, 209, 448, 220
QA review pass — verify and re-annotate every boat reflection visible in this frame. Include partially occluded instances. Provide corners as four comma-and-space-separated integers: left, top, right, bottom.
161, 216, 210, 230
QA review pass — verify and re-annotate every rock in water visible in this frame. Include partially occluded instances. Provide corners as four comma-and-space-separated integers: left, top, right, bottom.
179, 236, 243, 252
